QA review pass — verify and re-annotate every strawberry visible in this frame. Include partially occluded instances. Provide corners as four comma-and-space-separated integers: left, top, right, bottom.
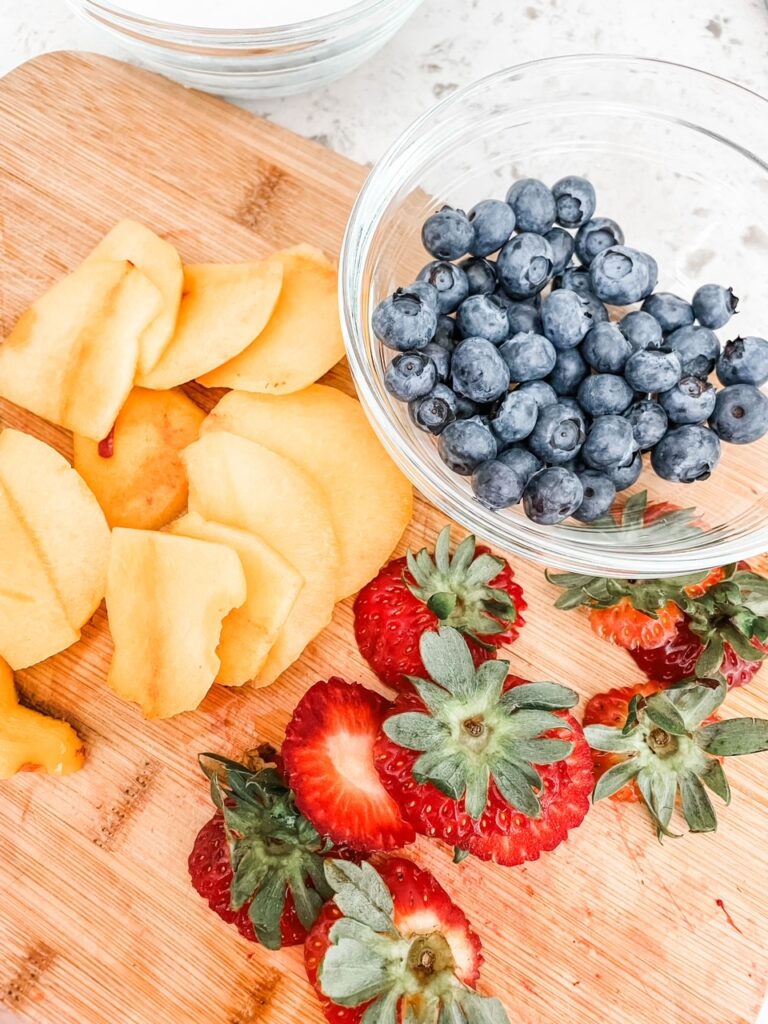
584, 679, 768, 837
283, 678, 415, 853
583, 682, 667, 802
373, 626, 592, 866
304, 857, 507, 1024
354, 526, 526, 691
188, 750, 341, 949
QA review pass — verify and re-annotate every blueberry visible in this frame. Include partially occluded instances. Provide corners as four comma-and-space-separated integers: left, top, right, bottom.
581, 291, 610, 325
552, 175, 596, 229
546, 348, 588, 395
540, 289, 593, 349
523, 467, 584, 525
451, 336, 511, 403
658, 376, 717, 425
556, 265, 592, 295
528, 403, 587, 465
372, 287, 438, 351
627, 400, 668, 450
556, 397, 589, 424
641, 253, 659, 299
409, 389, 456, 434
716, 336, 768, 387
437, 417, 498, 474
456, 294, 509, 344
467, 199, 516, 257
544, 227, 576, 276
573, 470, 616, 522
384, 351, 437, 401
499, 331, 557, 383
497, 233, 554, 299
589, 246, 653, 305
624, 349, 682, 394
501, 299, 543, 336
505, 179, 556, 234
489, 389, 539, 444
471, 459, 525, 509
498, 445, 543, 484
575, 217, 624, 266
577, 373, 634, 416
664, 324, 720, 378
651, 424, 721, 482
604, 451, 643, 491
692, 283, 739, 330
709, 384, 768, 444
433, 315, 457, 352
582, 415, 636, 469
406, 279, 440, 311
641, 292, 694, 333
417, 260, 469, 314
421, 341, 452, 383
582, 322, 632, 373
422, 206, 475, 261
516, 379, 558, 411
460, 256, 497, 296
617, 311, 663, 352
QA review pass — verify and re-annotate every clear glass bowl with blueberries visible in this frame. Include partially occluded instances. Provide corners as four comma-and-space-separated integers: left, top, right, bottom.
340, 55, 768, 577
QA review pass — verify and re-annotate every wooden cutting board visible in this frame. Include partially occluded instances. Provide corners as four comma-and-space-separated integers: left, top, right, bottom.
1, 52, 767, 1024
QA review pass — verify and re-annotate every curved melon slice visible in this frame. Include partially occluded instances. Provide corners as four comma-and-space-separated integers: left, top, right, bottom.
106, 529, 247, 719
197, 246, 344, 394
0, 429, 110, 669
168, 512, 303, 687
139, 258, 283, 390
0, 658, 85, 778
84, 219, 183, 375
182, 432, 340, 687
201, 386, 413, 598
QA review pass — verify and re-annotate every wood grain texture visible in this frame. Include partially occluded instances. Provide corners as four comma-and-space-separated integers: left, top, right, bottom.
1, 52, 767, 1024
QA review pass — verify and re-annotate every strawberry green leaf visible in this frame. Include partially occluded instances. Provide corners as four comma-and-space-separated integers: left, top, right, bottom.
492, 759, 541, 817
450, 533, 477, 575
325, 861, 395, 934
696, 719, 768, 756
553, 589, 589, 611
501, 681, 579, 711
420, 628, 477, 698
362, 987, 401, 1024
457, 990, 511, 1024
383, 712, 450, 751
584, 725, 639, 753
623, 694, 642, 735
453, 846, 470, 864
593, 758, 641, 801
720, 624, 765, 663
230, 849, 270, 910
643, 692, 688, 735
435, 525, 452, 574
512, 738, 574, 764
428, 592, 458, 620
464, 553, 505, 588
439, 1002, 467, 1024
505, 708, 571, 740
473, 659, 509, 705
679, 772, 717, 833
413, 750, 468, 800
697, 758, 731, 805
465, 763, 490, 820
695, 635, 725, 679
409, 676, 452, 714
287, 868, 325, 931
669, 679, 726, 730
320, 938, 395, 1005
248, 870, 287, 950
638, 770, 678, 838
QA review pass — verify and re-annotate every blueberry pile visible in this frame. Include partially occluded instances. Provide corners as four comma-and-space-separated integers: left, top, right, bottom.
374, 176, 768, 525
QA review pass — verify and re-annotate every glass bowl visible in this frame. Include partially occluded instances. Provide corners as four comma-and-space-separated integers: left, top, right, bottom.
340, 55, 768, 578
67, 0, 424, 98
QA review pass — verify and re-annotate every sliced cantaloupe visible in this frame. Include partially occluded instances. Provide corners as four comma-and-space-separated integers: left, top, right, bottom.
105, 529, 247, 719
201, 385, 413, 598
138, 258, 284, 390
0, 657, 85, 779
0, 429, 110, 669
84, 219, 183, 376
197, 246, 344, 394
73, 387, 206, 531
168, 512, 303, 687
182, 432, 340, 687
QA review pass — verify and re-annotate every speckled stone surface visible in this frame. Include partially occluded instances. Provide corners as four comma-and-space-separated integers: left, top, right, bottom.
1, 0, 768, 164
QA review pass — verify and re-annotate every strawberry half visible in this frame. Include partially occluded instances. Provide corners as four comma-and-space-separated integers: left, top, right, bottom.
583, 682, 667, 802
304, 857, 505, 1024
188, 751, 340, 949
584, 679, 768, 837
374, 626, 593, 866
354, 526, 526, 691
283, 678, 415, 853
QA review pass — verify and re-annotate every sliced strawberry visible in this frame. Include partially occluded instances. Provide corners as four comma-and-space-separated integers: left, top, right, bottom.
304, 857, 484, 1024
283, 679, 415, 852
588, 597, 683, 651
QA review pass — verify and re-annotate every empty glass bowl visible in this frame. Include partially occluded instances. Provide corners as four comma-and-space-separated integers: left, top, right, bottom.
340, 55, 768, 578
67, 0, 425, 97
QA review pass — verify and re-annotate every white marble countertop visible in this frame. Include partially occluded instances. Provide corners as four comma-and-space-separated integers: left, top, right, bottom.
1, 0, 768, 166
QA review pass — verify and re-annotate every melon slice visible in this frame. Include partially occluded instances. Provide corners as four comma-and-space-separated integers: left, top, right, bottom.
201, 385, 413, 597
168, 512, 303, 686
84, 219, 183, 375
182, 432, 340, 687
0, 259, 161, 440
138, 258, 283, 389
105, 529, 247, 719
197, 246, 344, 394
